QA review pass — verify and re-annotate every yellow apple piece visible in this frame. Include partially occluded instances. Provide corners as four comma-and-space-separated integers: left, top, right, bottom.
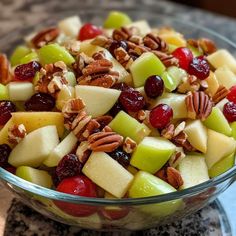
0, 118, 14, 146
56, 85, 75, 111
205, 71, 219, 96
214, 66, 236, 89
159, 32, 186, 47
8, 82, 34, 101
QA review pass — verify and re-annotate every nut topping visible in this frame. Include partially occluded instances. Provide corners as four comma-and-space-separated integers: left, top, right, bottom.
153, 50, 179, 67
143, 33, 168, 52
76, 141, 91, 164
62, 98, 85, 118
114, 47, 134, 69
0, 54, 12, 85
112, 27, 133, 41
212, 85, 229, 104
169, 147, 186, 168
8, 124, 27, 144
123, 137, 137, 153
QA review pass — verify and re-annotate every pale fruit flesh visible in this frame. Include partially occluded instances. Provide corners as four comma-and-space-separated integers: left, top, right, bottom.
214, 66, 236, 89
8, 82, 34, 101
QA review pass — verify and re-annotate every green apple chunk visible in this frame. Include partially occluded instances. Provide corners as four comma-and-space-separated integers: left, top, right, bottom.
178, 155, 209, 189
130, 52, 166, 88
16, 166, 52, 188
203, 107, 231, 136
161, 71, 176, 92
207, 49, 236, 74
126, 20, 151, 36
38, 44, 75, 66
108, 111, 151, 143
82, 152, 134, 198
44, 132, 78, 167
214, 66, 236, 89
104, 11, 132, 29
9, 126, 59, 167
208, 152, 235, 178
10, 45, 30, 66
0, 84, 9, 100
20, 52, 39, 64
130, 137, 176, 173
184, 120, 208, 153
8, 82, 34, 101
58, 16, 82, 37
128, 171, 182, 217
75, 85, 120, 117
205, 129, 236, 169
167, 66, 187, 90
231, 122, 236, 140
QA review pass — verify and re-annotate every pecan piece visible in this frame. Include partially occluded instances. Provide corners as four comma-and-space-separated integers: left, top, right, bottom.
123, 137, 137, 153
95, 115, 113, 129
91, 35, 113, 49
172, 131, 194, 152
76, 141, 91, 164
198, 38, 217, 54
62, 98, 85, 118
112, 27, 133, 41
88, 131, 123, 152
212, 85, 229, 104
169, 147, 186, 168
31, 27, 60, 48
0, 54, 12, 85
114, 47, 134, 69
153, 50, 179, 67
143, 33, 168, 52
8, 124, 27, 144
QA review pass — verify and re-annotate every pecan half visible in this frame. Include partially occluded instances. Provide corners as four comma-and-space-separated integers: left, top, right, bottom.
185, 91, 213, 120
114, 47, 134, 69
76, 141, 91, 163
112, 27, 133, 41
95, 115, 113, 129
143, 33, 168, 52
91, 35, 113, 49
212, 85, 229, 104
123, 137, 137, 153
0, 54, 12, 85
47, 75, 68, 94
31, 27, 60, 48
8, 124, 27, 144
153, 50, 179, 67
198, 38, 217, 54
88, 131, 123, 152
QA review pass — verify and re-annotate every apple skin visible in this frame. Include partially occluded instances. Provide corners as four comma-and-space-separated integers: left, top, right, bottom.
208, 152, 235, 178
161, 71, 176, 92
130, 137, 176, 174
0, 84, 9, 100
230, 122, 236, 140
10, 45, 30, 66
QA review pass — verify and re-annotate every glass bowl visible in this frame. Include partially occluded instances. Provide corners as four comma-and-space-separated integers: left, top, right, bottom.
0, 9, 236, 231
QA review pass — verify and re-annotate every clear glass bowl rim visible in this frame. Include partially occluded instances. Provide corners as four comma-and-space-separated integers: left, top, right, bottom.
0, 11, 236, 206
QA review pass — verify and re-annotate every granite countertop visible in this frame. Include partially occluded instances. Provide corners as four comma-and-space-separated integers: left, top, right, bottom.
0, 0, 236, 235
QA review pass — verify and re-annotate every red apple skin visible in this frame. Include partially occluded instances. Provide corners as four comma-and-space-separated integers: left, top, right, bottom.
100, 206, 130, 220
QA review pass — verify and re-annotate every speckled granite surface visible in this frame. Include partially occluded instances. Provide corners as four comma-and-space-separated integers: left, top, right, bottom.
0, 0, 236, 235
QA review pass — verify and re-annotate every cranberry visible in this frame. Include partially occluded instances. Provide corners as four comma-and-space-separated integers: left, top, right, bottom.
100, 206, 129, 220
112, 82, 133, 92
55, 154, 83, 183
149, 104, 173, 129
54, 175, 97, 217
172, 47, 193, 70
144, 75, 164, 98
109, 102, 124, 117
227, 85, 236, 104
109, 148, 130, 167
188, 56, 210, 80
0, 101, 16, 126
4, 166, 16, 174
109, 40, 128, 56
223, 102, 236, 122
78, 23, 103, 41
14, 61, 41, 81
25, 93, 55, 111
0, 144, 11, 167
119, 90, 145, 112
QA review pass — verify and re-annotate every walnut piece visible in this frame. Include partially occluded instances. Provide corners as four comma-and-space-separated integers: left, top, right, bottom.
123, 137, 137, 153
0, 54, 12, 85
8, 124, 27, 144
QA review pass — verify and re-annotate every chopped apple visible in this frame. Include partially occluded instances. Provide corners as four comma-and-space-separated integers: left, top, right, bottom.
231, 122, 236, 140
215, 98, 228, 111
166, 66, 187, 90
208, 152, 235, 178
56, 85, 75, 111
9, 126, 59, 167
16, 166, 52, 188
82, 152, 134, 198
126, 20, 151, 36
161, 71, 176, 92
214, 66, 236, 89
184, 120, 208, 153
75, 85, 120, 117
130, 137, 176, 173
0, 118, 14, 146
10, 45, 30, 66
104, 11, 132, 29
203, 107, 231, 136
108, 111, 151, 143
207, 49, 236, 74
0, 84, 9, 100
20, 52, 39, 64
65, 71, 76, 86
159, 32, 186, 47
8, 82, 34, 101
205, 71, 219, 96
205, 129, 236, 169
44, 132, 78, 167
178, 155, 209, 189
130, 52, 166, 87
58, 16, 82, 37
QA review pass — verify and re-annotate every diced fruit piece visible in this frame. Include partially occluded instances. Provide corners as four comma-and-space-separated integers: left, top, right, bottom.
8, 126, 59, 167
0, 84, 9, 100
58, 16, 82, 37
130, 52, 166, 88
161, 71, 176, 92
75, 85, 121, 117
227, 85, 236, 103
214, 66, 236, 89
78, 23, 103, 41
231, 122, 236, 140
55, 175, 97, 217
203, 107, 231, 136
82, 151, 134, 198
172, 47, 193, 70
128, 171, 181, 216
126, 20, 151, 36
10, 46, 30, 66
8, 82, 34, 101
208, 152, 235, 178
130, 137, 176, 173
215, 98, 228, 111
16, 166, 52, 188
144, 75, 164, 98
0, 118, 14, 146
108, 111, 151, 143
223, 102, 236, 122
178, 155, 209, 189
104, 11, 132, 29
56, 85, 75, 111
0, 144, 11, 167
207, 49, 236, 74
149, 104, 173, 129
184, 120, 208, 153
205, 71, 219, 96
205, 129, 236, 169
38, 44, 75, 66
65, 72, 76, 86
44, 132, 78, 167
20, 52, 39, 64
0, 101, 16, 126
159, 32, 186, 47
166, 66, 187, 90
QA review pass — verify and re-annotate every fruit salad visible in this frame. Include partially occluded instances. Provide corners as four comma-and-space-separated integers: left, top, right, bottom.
1, 11, 236, 218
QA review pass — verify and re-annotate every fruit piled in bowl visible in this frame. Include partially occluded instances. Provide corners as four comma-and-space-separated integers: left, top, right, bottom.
1, 11, 236, 217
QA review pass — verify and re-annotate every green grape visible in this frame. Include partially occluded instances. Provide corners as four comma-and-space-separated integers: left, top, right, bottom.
0, 83, 9, 100
10, 46, 30, 66
104, 11, 132, 29
20, 52, 39, 64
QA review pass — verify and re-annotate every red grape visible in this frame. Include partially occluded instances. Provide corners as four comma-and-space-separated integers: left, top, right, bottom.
78, 23, 103, 41
172, 47, 193, 70
144, 75, 164, 98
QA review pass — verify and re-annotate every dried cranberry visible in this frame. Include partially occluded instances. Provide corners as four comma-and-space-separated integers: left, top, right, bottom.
223, 102, 236, 122
109, 40, 128, 56
172, 47, 193, 70
112, 82, 133, 92
119, 90, 145, 112
109, 148, 130, 167
25, 93, 55, 111
0, 101, 16, 126
109, 102, 124, 117
188, 56, 210, 80
55, 154, 83, 183
227, 85, 236, 104
0, 144, 11, 168
14, 61, 41, 81
149, 104, 173, 129
144, 75, 164, 98
78, 23, 103, 41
